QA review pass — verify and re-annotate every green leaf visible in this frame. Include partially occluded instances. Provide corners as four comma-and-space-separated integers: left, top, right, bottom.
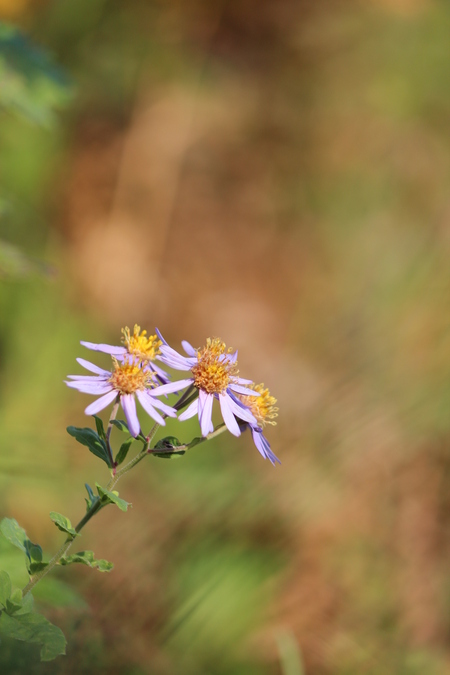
0, 611, 66, 661
115, 437, 134, 466
0, 22, 72, 127
25, 541, 43, 564
6, 588, 23, 615
188, 436, 204, 448
66, 426, 111, 467
111, 419, 129, 433
0, 570, 11, 607
93, 415, 106, 440
153, 436, 186, 458
49, 512, 78, 538
59, 550, 113, 572
0, 518, 28, 554
0, 519, 43, 574
15, 591, 34, 616
84, 483, 99, 512
96, 484, 130, 512
29, 562, 48, 575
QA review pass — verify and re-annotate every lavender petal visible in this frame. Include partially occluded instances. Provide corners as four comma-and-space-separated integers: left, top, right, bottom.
219, 393, 241, 437
84, 389, 118, 415
121, 394, 140, 437
136, 390, 166, 426
81, 341, 126, 356
178, 398, 199, 421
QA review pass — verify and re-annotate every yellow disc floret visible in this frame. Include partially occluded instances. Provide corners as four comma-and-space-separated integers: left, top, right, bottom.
109, 357, 154, 395
121, 325, 162, 362
191, 337, 238, 394
239, 383, 278, 426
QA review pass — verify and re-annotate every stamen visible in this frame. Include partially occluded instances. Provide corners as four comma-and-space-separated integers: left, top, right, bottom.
121, 325, 162, 361
191, 337, 238, 394
109, 357, 154, 395
239, 384, 278, 426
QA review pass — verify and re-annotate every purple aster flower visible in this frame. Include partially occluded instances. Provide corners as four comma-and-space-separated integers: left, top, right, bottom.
237, 383, 280, 466
154, 331, 259, 437
80, 325, 170, 384
65, 355, 177, 437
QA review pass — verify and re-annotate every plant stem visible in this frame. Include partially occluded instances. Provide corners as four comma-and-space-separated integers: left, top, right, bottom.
22, 390, 221, 597
106, 398, 120, 469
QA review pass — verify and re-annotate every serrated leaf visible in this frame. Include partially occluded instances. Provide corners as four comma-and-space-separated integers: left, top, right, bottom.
59, 550, 113, 572
49, 512, 78, 538
111, 419, 129, 433
93, 415, 106, 440
0, 570, 11, 607
115, 437, 134, 466
96, 484, 130, 512
0, 611, 66, 661
66, 426, 111, 467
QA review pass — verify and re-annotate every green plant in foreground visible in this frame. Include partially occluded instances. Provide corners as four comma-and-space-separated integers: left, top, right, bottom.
0, 325, 279, 660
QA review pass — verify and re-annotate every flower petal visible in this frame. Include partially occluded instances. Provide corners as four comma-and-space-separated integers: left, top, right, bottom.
181, 340, 197, 357
225, 392, 257, 425
136, 390, 166, 426
251, 428, 281, 466
121, 394, 140, 437
199, 390, 214, 436
178, 398, 199, 421
228, 383, 259, 396
84, 389, 118, 415
152, 378, 193, 396
81, 341, 126, 356
219, 393, 241, 437
144, 395, 177, 417
66, 381, 113, 395
76, 357, 111, 376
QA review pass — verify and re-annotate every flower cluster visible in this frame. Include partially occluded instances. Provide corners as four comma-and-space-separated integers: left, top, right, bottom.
66, 325, 280, 464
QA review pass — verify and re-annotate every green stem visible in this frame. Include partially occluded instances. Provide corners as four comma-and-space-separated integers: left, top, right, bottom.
106, 397, 120, 469
22, 390, 220, 597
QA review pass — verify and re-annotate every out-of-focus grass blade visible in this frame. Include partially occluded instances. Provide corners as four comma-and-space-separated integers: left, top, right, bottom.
277, 630, 305, 675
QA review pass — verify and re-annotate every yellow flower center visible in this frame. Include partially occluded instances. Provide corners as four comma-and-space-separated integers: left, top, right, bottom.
191, 337, 238, 394
239, 383, 278, 427
121, 325, 162, 362
108, 358, 154, 395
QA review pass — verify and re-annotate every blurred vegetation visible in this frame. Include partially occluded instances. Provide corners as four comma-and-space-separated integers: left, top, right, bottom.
1, 0, 450, 673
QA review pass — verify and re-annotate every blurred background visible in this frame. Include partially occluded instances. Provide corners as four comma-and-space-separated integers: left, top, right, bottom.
1, 0, 450, 673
